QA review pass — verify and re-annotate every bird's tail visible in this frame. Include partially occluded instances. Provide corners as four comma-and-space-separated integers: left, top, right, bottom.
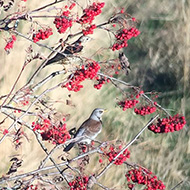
42, 59, 54, 68
64, 142, 75, 152
43, 53, 66, 68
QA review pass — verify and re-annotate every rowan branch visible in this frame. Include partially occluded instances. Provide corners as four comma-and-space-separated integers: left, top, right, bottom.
96, 114, 159, 179
98, 72, 170, 116
0, 138, 106, 184
0, 82, 63, 144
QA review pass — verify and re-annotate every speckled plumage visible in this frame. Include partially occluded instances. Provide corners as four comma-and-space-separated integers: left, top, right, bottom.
64, 108, 105, 152
44, 36, 92, 67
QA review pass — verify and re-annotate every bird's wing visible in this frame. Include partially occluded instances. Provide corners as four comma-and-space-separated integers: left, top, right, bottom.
74, 126, 86, 138
73, 119, 102, 143
45, 53, 66, 66
78, 120, 102, 135
63, 45, 83, 54
86, 120, 102, 133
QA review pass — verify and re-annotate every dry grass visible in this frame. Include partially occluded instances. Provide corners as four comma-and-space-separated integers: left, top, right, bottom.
0, 0, 190, 189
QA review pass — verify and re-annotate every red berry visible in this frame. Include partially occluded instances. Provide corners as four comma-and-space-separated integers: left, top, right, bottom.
148, 114, 186, 134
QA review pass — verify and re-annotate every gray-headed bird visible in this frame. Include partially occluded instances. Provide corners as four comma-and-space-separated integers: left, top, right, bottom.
64, 108, 106, 152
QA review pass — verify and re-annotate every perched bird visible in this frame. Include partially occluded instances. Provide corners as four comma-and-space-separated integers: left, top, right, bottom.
44, 35, 92, 67
110, 15, 126, 25
119, 52, 131, 75
64, 108, 106, 152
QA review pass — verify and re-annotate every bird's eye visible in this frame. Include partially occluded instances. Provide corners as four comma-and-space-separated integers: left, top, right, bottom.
99, 110, 103, 113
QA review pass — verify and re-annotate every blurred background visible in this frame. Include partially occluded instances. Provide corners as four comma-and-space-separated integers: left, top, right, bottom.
0, 0, 190, 189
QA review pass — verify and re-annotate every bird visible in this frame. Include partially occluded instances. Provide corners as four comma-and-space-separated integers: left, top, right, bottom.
64, 108, 106, 152
119, 52, 131, 75
43, 35, 92, 67
110, 15, 126, 25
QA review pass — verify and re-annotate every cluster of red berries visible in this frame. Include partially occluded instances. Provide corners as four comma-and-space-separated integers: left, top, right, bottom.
148, 114, 186, 133
79, 2, 105, 24
12, 99, 30, 113
112, 27, 140, 51
114, 65, 122, 75
4, 35, 16, 52
68, 176, 89, 190
118, 99, 139, 111
79, 2, 105, 36
26, 185, 38, 190
54, 10, 73, 34
118, 91, 146, 111
32, 28, 53, 43
94, 76, 110, 90
32, 119, 71, 144
82, 24, 96, 35
106, 145, 130, 165
134, 105, 157, 116
108, 64, 122, 75
3, 129, 9, 135
21, 100, 29, 106
135, 90, 144, 98
14, 110, 21, 113
18, 98, 29, 106
126, 167, 165, 190
63, 61, 101, 92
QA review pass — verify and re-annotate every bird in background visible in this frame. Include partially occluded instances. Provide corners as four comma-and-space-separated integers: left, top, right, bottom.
43, 35, 92, 67
64, 108, 106, 152
119, 52, 131, 75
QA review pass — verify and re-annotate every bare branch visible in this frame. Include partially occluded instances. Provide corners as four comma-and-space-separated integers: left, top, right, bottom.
0, 82, 63, 144
0, 63, 26, 109
30, 0, 65, 14
96, 114, 159, 179
98, 72, 171, 116
0, 138, 106, 184
170, 180, 184, 190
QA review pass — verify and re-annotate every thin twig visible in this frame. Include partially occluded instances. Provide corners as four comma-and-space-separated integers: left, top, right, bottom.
141, 93, 170, 116
39, 144, 61, 169
0, 82, 63, 144
96, 114, 159, 179
2, 111, 70, 185
96, 182, 111, 190
32, 70, 66, 91
170, 180, 184, 190
30, 0, 65, 14
0, 138, 106, 184
38, 176, 61, 190
98, 72, 171, 116
13, 30, 62, 53
2, 105, 35, 115
36, 141, 70, 186
0, 64, 26, 109
98, 72, 136, 88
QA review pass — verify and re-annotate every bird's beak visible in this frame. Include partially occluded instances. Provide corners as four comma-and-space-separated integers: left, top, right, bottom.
103, 109, 108, 112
